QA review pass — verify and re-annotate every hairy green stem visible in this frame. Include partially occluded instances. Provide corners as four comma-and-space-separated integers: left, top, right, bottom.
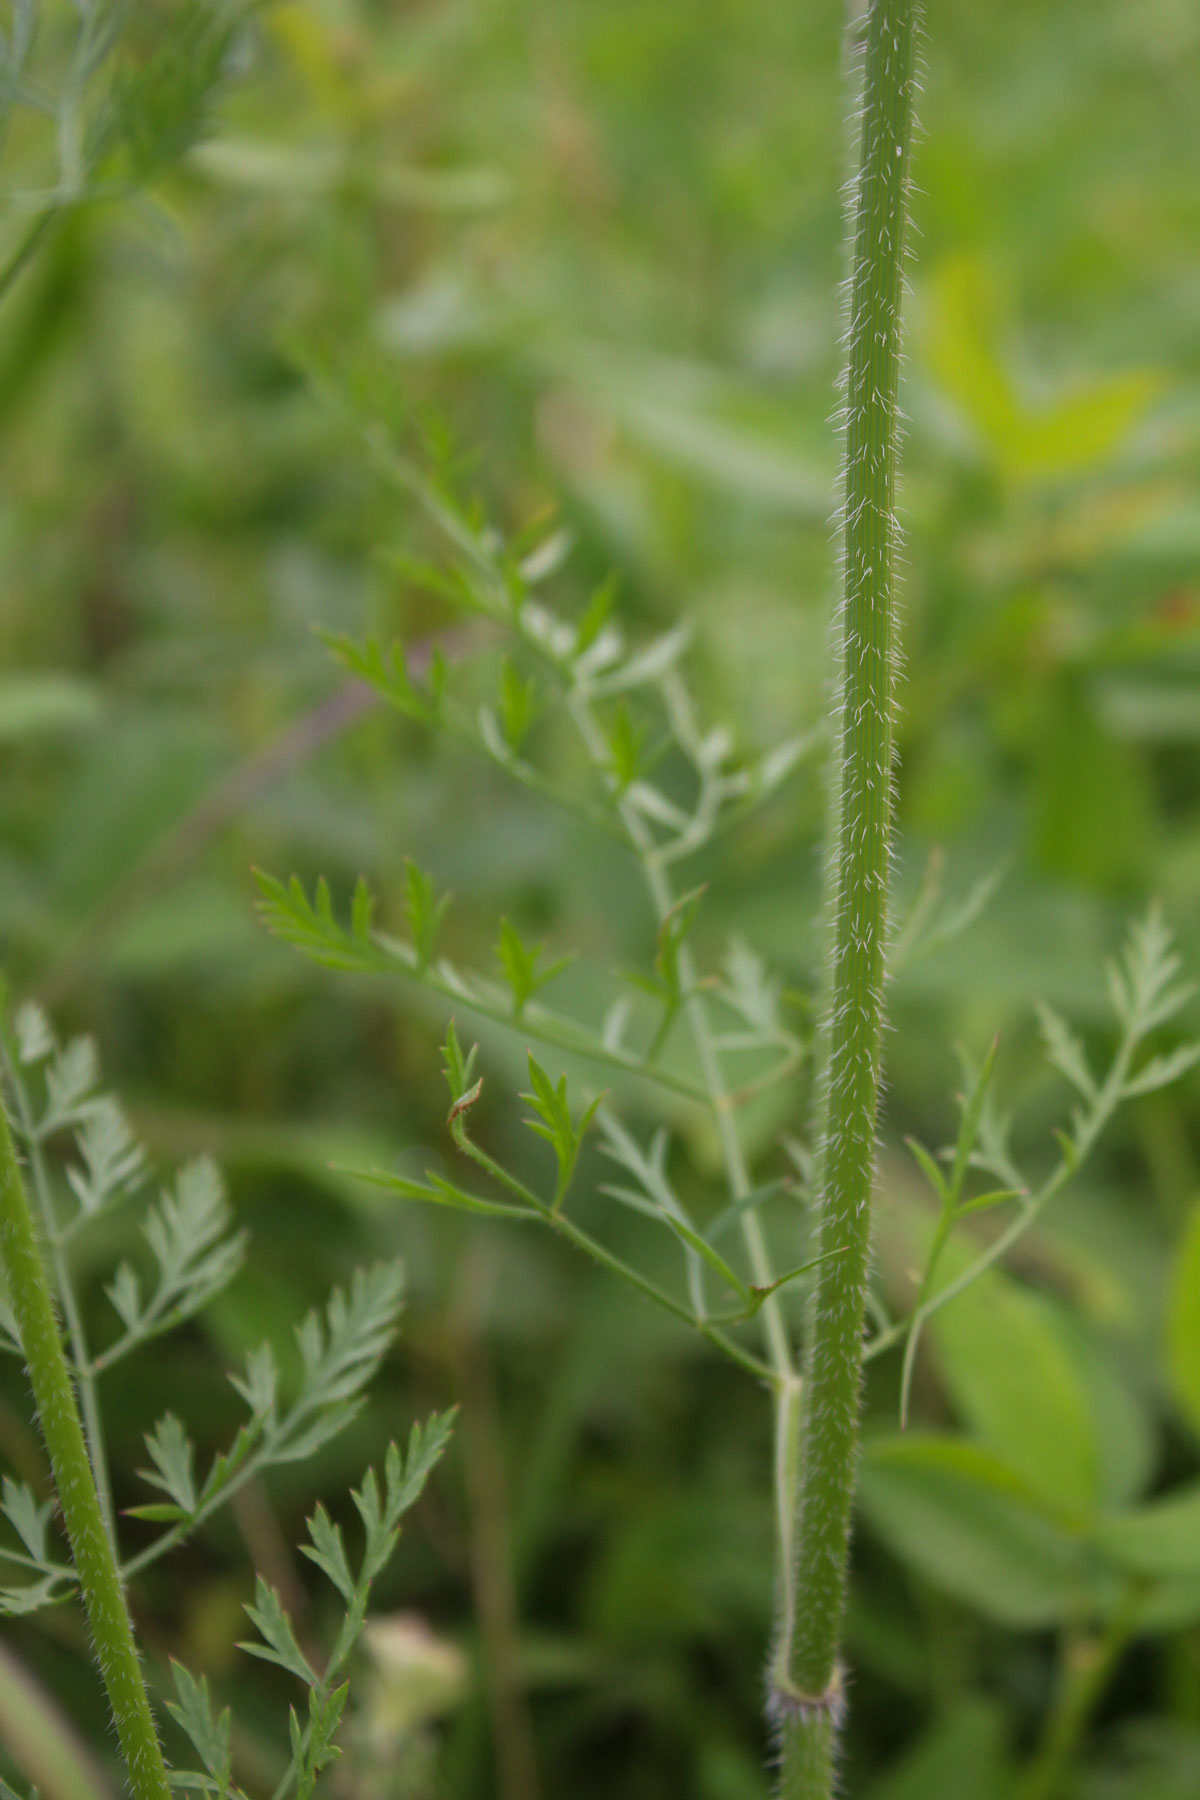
777, 2, 921, 1792
3, 1051, 117, 1549
0, 1088, 171, 1800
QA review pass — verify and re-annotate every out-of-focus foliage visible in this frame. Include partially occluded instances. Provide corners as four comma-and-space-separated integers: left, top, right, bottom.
1, 1, 1199, 1796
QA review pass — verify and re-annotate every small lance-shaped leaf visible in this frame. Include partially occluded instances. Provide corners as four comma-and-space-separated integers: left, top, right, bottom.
597, 1110, 747, 1304
132, 1413, 196, 1518
114, 0, 243, 181
65, 1095, 145, 1217
300, 1503, 355, 1604
338, 1162, 532, 1221
720, 936, 782, 1039
590, 622, 692, 697
404, 858, 451, 971
605, 700, 650, 794
229, 1340, 279, 1421
39, 1036, 99, 1134
1, 1478, 55, 1564
573, 575, 619, 664
239, 1576, 318, 1683
292, 1684, 349, 1800
254, 870, 382, 974
166, 1663, 233, 1800
495, 918, 573, 1017
629, 885, 707, 1032
600, 1173, 752, 1305
968, 1086, 1025, 1193
14, 1001, 55, 1066
947, 1038, 1008, 1206
1123, 1041, 1200, 1099
1109, 905, 1194, 1035
146, 1157, 244, 1299
899, 1040, 1021, 1428
523, 1054, 602, 1209
292, 1262, 405, 1418
440, 1019, 479, 1108
356, 1410, 457, 1585
0, 1572, 73, 1619
316, 627, 437, 723
103, 1157, 246, 1360
1036, 1001, 1097, 1102
497, 655, 540, 753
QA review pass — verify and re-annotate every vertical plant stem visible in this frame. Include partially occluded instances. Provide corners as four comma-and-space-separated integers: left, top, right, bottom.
1016, 1591, 1144, 1800
4, 1052, 117, 1548
777, 2, 921, 1794
0, 1088, 172, 1800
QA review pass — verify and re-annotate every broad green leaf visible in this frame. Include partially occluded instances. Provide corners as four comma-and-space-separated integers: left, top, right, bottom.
0, 673, 102, 740
1093, 1482, 1200, 1579
1135, 1575, 1200, 1635
925, 1239, 1100, 1511
1168, 1202, 1200, 1435
1050, 1314, 1156, 1511
859, 1435, 1095, 1628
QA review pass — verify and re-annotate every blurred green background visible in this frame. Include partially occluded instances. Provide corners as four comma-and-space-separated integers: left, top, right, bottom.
3, 1, 1200, 1796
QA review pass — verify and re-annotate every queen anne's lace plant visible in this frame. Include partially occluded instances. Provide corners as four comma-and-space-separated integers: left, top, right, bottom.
258, 145, 1200, 1800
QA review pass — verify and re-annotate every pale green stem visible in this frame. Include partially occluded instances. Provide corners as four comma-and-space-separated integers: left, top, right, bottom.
567, 691, 794, 1373
564, 688, 807, 1726
0, 1086, 171, 1800
777, 2, 922, 1794
377, 940, 712, 1104
1016, 1587, 1144, 1800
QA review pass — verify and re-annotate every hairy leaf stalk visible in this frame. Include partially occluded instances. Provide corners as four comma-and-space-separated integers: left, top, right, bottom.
778, 2, 921, 1792
0, 1090, 172, 1800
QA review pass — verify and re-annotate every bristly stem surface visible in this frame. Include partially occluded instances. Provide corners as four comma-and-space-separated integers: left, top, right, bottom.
777, 2, 921, 1793
0, 1085, 172, 1800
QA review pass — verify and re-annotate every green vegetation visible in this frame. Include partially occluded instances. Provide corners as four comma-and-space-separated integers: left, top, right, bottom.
3, 2, 1200, 1797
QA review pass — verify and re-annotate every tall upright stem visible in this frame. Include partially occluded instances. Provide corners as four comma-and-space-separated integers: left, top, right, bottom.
0, 1086, 172, 1800
4, 1055, 117, 1549
777, 2, 921, 1793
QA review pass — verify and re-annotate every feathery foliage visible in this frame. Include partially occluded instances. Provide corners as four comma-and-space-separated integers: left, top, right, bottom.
0, 1003, 451, 1797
